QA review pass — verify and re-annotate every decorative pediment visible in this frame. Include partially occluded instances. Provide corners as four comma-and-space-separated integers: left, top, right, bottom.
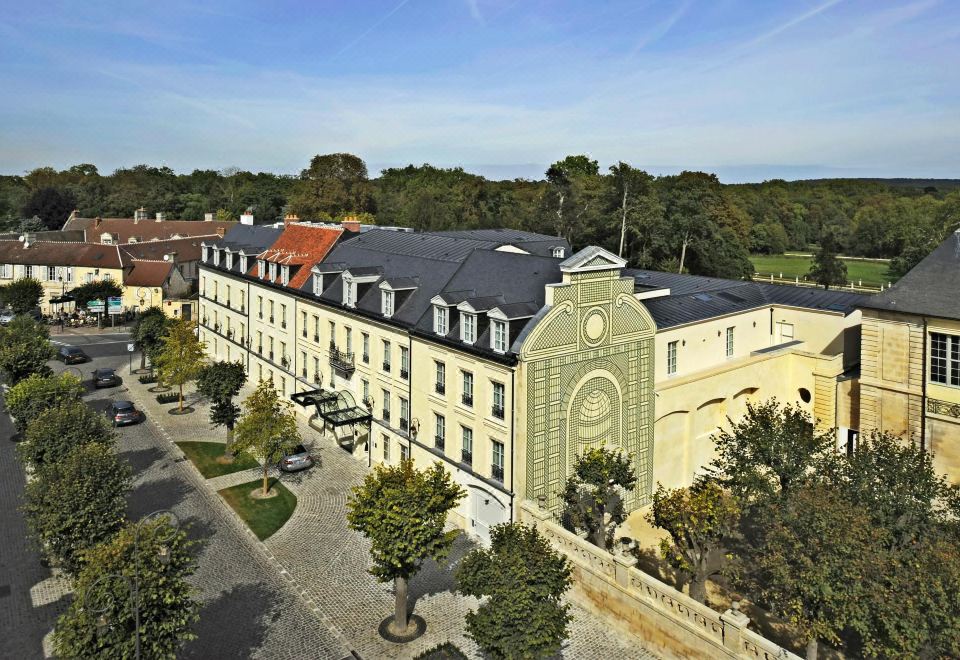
559, 246, 626, 273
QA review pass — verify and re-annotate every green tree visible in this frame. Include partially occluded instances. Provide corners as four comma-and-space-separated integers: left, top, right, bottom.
195, 360, 246, 458
153, 317, 206, 411
5, 372, 83, 433
346, 459, 465, 638
544, 155, 603, 246
53, 517, 199, 659
738, 483, 879, 660
18, 399, 115, 470
21, 186, 76, 229
648, 478, 740, 604
0, 316, 55, 384
560, 447, 636, 550
23, 442, 130, 576
807, 229, 848, 289
131, 307, 168, 371
709, 399, 833, 505
457, 523, 573, 659
2, 277, 43, 313
68, 279, 124, 308
231, 379, 301, 495
287, 153, 373, 219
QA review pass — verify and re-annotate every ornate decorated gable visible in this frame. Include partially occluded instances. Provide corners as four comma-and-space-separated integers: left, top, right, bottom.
519, 246, 657, 512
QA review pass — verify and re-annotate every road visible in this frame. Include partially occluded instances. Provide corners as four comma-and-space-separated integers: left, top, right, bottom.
1, 331, 351, 659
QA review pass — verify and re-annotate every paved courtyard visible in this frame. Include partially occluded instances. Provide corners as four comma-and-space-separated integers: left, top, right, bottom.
122, 367, 656, 659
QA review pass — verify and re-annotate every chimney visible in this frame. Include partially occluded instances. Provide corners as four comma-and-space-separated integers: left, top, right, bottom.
217, 227, 226, 237
240, 211, 254, 225
155, 212, 166, 222
284, 213, 299, 226
134, 207, 148, 221
204, 212, 214, 222
341, 215, 361, 232
94, 217, 102, 228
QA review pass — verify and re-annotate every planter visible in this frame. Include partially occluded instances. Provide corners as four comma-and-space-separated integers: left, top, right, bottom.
138, 374, 158, 384
156, 392, 180, 404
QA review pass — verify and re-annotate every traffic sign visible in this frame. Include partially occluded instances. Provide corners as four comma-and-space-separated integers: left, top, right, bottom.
127, 343, 135, 352
87, 298, 105, 313
108, 297, 123, 315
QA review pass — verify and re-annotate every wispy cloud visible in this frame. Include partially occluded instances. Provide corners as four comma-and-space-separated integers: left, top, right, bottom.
465, 0, 485, 25
330, 0, 412, 60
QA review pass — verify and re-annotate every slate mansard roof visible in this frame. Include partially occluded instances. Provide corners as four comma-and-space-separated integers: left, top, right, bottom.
627, 269, 867, 329
860, 231, 960, 321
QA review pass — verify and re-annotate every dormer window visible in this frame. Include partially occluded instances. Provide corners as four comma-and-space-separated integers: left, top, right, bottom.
434, 306, 449, 336
492, 320, 507, 353
461, 313, 476, 344
281, 265, 290, 286
202, 245, 209, 262
552, 247, 565, 258
268, 262, 277, 281
239, 255, 247, 272
226, 250, 233, 270
213, 248, 221, 266
257, 259, 266, 279
100, 233, 114, 245
343, 279, 356, 307
382, 290, 395, 317
313, 273, 324, 296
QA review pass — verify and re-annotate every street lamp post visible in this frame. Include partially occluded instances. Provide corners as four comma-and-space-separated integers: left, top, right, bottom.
83, 509, 181, 660
136, 287, 153, 312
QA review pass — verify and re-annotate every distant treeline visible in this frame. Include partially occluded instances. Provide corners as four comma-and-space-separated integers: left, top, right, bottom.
2, 155, 957, 280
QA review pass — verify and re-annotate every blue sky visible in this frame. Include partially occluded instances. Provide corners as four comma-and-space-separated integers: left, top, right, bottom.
1, 0, 958, 182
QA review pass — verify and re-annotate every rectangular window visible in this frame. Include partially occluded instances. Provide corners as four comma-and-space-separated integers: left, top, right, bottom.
313, 356, 320, 382
301, 311, 307, 338
667, 341, 678, 376
362, 378, 370, 401
383, 434, 390, 462
434, 306, 448, 335
362, 333, 370, 363
256, 331, 263, 352
492, 441, 505, 482
65, 266, 73, 282
461, 370, 474, 406
240, 322, 245, 342
280, 304, 286, 328
399, 397, 410, 432
257, 296, 263, 318
726, 327, 735, 358
281, 265, 289, 286
300, 350, 307, 378
269, 300, 275, 322
400, 443, 409, 461
257, 260, 265, 279
313, 273, 323, 295
435, 361, 446, 395
461, 313, 476, 344
226, 251, 234, 269
399, 346, 409, 379
313, 315, 320, 341
226, 284, 231, 306
345, 327, 352, 354
492, 381, 505, 420
240, 255, 247, 273
383, 340, 391, 371
268, 262, 277, 281
434, 413, 446, 450
0, 264, 11, 278
931, 332, 960, 386
461, 426, 473, 465
382, 290, 395, 317
492, 320, 507, 352
329, 320, 336, 347
47, 266, 57, 281
24, 265, 33, 279
381, 388, 391, 423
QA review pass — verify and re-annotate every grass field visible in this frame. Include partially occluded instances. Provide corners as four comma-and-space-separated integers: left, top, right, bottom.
176, 441, 259, 478
750, 254, 892, 287
219, 478, 297, 540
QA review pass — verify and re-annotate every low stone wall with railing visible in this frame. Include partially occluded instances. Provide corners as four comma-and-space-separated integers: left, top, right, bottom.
517, 501, 800, 660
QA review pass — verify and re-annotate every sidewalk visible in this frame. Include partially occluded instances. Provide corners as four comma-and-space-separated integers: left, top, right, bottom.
124, 376, 657, 659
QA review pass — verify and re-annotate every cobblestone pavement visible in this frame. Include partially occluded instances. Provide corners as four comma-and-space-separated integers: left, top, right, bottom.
122, 370, 657, 659
37, 347, 354, 660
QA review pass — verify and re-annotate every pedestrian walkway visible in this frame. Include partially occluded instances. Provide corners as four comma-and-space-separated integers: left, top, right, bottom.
125, 376, 657, 659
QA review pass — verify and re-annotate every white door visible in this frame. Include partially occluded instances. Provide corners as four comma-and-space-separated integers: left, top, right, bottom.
470, 487, 507, 545
777, 322, 794, 343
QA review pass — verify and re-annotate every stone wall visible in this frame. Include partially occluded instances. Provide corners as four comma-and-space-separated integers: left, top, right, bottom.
517, 502, 801, 660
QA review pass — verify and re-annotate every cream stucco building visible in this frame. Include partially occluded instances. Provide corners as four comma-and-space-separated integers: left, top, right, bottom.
199, 222, 879, 542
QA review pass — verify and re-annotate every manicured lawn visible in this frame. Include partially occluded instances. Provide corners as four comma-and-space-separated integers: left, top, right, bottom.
175, 441, 260, 478
219, 478, 297, 540
750, 254, 892, 287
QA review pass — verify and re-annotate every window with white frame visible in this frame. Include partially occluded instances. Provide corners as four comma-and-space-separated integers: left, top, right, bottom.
226, 250, 233, 269
492, 381, 505, 419
47, 266, 56, 281
65, 266, 73, 282
667, 341, 678, 376
434, 306, 449, 335
462, 370, 474, 406
362, 332, 370, 362
492, 320, 507, 353
382, 290, 395, 317
383, 340, 391, 370
434, 413, 446, 449
492, 440, 505, 481
726, 327, 734, 358
931, 332, 960, 386
344, 279, 355, 307
552, 247, 565, 258
257, 260, 266, 279
435, 361, 446, 394
202, 246, 209, 262
461, 426, 473, 463
24, 265, 33, 279
268, 262, 277, 281
461, 313, 476, 344
0, 264, 11, 278
399, 346, 409, 377
213, 248, 220, 266
313, 273, 323, 295
239, 255, 247, 272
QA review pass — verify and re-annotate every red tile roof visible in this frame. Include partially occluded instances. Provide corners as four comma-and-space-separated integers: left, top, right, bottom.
125, 260, 175, 287
65, 216, 234, 243
254, 224, 343, 288
0, 240, 123, 268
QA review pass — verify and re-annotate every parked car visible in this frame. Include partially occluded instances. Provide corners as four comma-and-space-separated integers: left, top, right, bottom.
93, 368, 120, 388
0, 309, 14, 326
57, 345, 89, 364
277, 444, 315, 472
109, 400, 142, 426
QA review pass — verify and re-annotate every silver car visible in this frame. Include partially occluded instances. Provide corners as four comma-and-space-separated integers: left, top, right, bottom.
277, 444, 315, 472
0, 309, 14, 326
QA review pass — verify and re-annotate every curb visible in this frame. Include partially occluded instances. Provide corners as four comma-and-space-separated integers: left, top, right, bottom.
124, 384, 360, 660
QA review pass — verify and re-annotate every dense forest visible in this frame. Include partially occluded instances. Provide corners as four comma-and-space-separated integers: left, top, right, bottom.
2, 155, 957, 280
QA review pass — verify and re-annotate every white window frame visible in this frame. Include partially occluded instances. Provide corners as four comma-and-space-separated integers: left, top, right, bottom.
931, 332, 960, 387
667, 340, 678, 376
268, 262, 277, 281
226, 250, 233, 270
239, 255, 247, 272
281, 265, 290, 286
382, 290, 395, 317
461, 313, 476, 344
726, 327, 734, 358
492, 320, 507, 353
552, 247, 565, 258
47, 266, 57, 281
258, 260, 266, 279
313, 273, 323, 295
434, 306, 448, 335
202, 246, 210, 262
